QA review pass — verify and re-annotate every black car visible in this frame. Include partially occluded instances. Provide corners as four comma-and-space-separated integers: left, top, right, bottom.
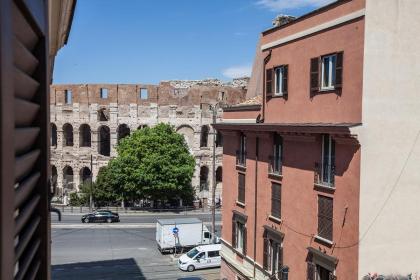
81, 210, 120, 223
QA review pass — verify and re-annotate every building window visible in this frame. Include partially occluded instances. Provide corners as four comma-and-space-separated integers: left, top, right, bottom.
200, 125, 209, 147
117, 124, 130, 142
98, 108, 109, 121
271, 183, 281, 219
51, 123, 57, 147
98, 125, 110, 156
140, 88, 148, 99
269, 133, 282, 175
317, 195, 333, 241
263, 238, 283, 276
79, 124, 91, 147
311, 52, 343, 94
236, 133, 246, 166
307, 263, 336, 280
233, 220, 246, 254
200, 166, 209, 191
216, 130, 223, 147
322, 134, 335, 186
64, 89, 72, 104
238, 173, 245, 204
100, 88, 108, 99
63, 123, 73, 146
321, 55, 337, 90
274, 65, 288, 96
216, 166, 222, 183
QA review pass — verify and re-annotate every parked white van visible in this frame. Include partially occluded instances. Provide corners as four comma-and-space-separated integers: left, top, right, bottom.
178, 244, 221, 272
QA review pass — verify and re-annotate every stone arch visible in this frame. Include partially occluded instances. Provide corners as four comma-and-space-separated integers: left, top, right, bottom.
200, 125, 209, 147
216, 166, 222, 183
51, 123, 57, 147
176, 125, 194, 149
79, 167, 92, 187
117, 124, 130, 142
79, 124, 91, 147
63, 165, 74, 191
200, 166, 209, 191
98, 125, 110, 156
63, 123, 73, 146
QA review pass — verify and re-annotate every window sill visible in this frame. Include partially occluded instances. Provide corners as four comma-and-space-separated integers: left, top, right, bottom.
236, 165, 246, 172
268, 215, 282, 224
314, 182, 335, 192
268, 172, 283, 181
236, 201, 245, 208
314, 235, 334, 246
320, 86, 335, 92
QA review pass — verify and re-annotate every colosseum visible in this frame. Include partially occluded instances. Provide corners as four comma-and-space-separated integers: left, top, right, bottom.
50, 79, 247, 206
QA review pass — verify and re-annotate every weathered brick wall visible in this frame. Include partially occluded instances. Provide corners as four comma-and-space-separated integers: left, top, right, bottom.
50, 80, 247, 206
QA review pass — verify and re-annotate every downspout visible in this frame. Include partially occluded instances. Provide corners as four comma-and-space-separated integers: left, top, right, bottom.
261, 50, 272, 123
253, 137, 259, 279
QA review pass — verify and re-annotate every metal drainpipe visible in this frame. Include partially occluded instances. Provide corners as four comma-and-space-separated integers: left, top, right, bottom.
261, 50, 272, 123
253, 137, 259, 279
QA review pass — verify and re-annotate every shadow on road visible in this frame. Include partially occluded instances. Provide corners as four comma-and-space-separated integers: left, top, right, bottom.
52, 258, 144, 280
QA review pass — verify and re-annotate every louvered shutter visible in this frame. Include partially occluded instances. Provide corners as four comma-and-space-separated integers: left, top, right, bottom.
271, 183, 281, 218
263, 238, 269, 270
334, 52, 343, 88
266, 68, 273, 97
307, 262, 316, 280
282, 65, 288, 98
278, 244, 283, 272
310, 58, 320, 94
232, 220, 236, 248
0, 1, 50, 279
318, 196, 333, 241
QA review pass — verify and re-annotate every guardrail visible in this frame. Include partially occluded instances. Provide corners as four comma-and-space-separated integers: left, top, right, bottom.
50, 205, 222, 214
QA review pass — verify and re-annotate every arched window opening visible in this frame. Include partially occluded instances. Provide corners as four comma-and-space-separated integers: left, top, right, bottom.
80, 167, 92, 187
79, 124, 91, 147
98, 108, 109, 121
200, 125, 209, 148
63, 123, 73, 146
216, 130, 223, 147
177, 125, 194, 151
63, 166, 74, 190
117, 124, 130, 142
98, 126, 110, 156
216, 167, 223, 183
200, 166, 209, 191
51, 165, 58, 195
51, 123, 57, 147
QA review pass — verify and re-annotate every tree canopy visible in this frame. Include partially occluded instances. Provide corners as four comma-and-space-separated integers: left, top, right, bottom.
93, 123, 196, 205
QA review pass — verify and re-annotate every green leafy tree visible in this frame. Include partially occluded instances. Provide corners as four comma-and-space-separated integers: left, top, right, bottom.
94, 123, 195, 205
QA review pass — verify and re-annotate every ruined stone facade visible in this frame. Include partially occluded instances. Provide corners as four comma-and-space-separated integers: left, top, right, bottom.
50, 79, 247, 205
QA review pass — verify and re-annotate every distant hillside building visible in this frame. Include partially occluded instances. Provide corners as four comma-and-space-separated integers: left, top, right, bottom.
50, 79, 247, 206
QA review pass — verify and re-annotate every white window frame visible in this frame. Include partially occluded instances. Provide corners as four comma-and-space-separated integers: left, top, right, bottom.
65, 90, 72, 104
267, 240, 281, 276
235, 222, 244, 254
100, 88, 108, 99
321, 54, 337, 90
274, 66, 284, 96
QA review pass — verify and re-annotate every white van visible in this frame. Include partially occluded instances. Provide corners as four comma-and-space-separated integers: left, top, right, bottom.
178, 244, 221, 272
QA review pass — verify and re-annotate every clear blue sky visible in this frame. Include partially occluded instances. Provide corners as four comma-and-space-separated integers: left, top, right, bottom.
53, 0, 334, 84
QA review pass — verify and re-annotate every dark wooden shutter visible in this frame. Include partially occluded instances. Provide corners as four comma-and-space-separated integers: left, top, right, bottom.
282, 65, 288, 98
232, 220, 236, 248
310, 57, 320, 94
238, 173, 245, 203
334, 52, 343, 88
278, 244, 283, 271
307, 262, 316, 280
271, 183, 281, 218
1, 1, 50, 279
318, 196, 333, 240
266, 68, 273, 97
263, 238, 269, 270
243, 226, 247, 256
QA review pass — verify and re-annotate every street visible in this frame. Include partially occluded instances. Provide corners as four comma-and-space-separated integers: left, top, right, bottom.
52, 212, 222, 280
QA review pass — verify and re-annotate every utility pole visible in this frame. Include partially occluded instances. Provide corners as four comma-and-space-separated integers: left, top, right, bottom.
89, 154, 93, 211
211, 104, 217, 244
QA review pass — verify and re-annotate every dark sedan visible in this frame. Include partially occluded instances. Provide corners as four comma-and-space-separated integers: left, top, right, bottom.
81, 210, 120, 223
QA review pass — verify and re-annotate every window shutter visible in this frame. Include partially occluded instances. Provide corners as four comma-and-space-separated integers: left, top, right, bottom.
334, 52, 343, 88
263, 238, 269, 270
318, 196, 333, 240
310, 58, 320, 94
271, 183, 281, 218
232, 220, 236, 248
266, 68, 273, 97
243, 226, 247, 256
0, 1, 50, 279
307, 262, 316, 280
278, 245, 283, 271
282, 65, 288, 98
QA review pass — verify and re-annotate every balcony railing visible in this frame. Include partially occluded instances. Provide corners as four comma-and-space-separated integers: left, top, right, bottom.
268, 155, 282, 176
314, 162, 335, 188
236, 150, 246, 167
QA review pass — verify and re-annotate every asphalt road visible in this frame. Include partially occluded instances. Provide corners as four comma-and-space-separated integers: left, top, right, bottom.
52, 213, 222, 280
